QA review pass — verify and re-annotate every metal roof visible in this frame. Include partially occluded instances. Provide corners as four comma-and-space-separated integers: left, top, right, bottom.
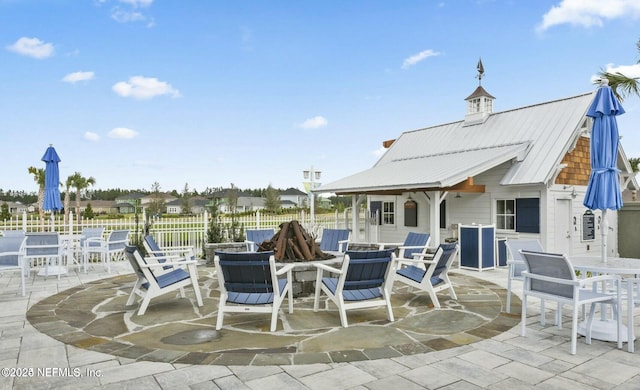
319, 92, 595, 194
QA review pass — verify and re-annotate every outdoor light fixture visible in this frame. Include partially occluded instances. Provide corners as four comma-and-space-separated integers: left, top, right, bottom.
455, 192, 462, 198
564, 185, 578, 199
303, 166, 321, 227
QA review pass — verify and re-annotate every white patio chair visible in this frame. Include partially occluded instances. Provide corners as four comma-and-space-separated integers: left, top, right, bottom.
313, 248, 396, 327
124, 245, 203, 316
244, 228, 275, 252
623, 278, 640, 352
80, 227, 105, 273
504, 240, 547, 306
23, 232, 64, 280
395, 242, 458, 308
318, 228, 350, 253
143, 234, 195, 273
84, 229, 129, 273
520, 250, 622, 355
214, 250, 294, 332
0, 234, 27, 296
378, 232, 431, 268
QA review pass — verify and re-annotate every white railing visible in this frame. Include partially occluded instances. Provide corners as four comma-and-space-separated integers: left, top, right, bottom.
1, 209, 369, 256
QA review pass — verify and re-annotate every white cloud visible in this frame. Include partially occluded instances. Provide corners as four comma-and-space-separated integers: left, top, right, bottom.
6, 37, 54, 59
108, 127, 139, 139
112, 76, 181, 100
591, 63, 640, 84
108, 0, 155, 26
297, 116, 328, 129
401, 49, 440, 69
84, 132, 100, 141
111, 9, 146, 23
605, 63, 640, 78
62, 71, 95, 84
373, 146, 388, 158
118, 0, 153, 7
537, 0, 640, 32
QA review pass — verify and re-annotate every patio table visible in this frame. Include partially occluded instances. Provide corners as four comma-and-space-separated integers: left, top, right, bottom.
572, 256, 640, 344
60, 234, 84, 269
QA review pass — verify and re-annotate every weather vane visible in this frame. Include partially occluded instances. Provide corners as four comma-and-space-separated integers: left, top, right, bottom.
476, 58, 484, 85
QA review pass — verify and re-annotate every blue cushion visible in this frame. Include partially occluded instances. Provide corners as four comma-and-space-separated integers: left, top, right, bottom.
397, 264, 446, 287
322, 277, 383, 301
155, 268, 191, 288
226, 278, 288, 305
397, 265, 426, 283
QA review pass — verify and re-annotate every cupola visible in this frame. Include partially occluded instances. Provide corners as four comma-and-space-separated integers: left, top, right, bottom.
464, 58, 495, 126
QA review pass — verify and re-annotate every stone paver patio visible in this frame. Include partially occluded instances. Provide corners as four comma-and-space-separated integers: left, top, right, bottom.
2, 259, 639, 389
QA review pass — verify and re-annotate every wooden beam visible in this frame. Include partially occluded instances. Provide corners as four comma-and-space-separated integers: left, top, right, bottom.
382, 139, 396, 148
443, 177, 485, 193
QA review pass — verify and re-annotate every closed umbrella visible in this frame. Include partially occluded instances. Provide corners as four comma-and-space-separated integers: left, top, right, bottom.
41, 144, 63, 212
583, 79, 624, 262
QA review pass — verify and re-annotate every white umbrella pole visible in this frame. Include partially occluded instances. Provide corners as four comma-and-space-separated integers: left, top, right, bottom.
601, 209, 608, 263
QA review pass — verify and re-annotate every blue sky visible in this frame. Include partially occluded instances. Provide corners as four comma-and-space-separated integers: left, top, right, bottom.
2, 0, 640, 194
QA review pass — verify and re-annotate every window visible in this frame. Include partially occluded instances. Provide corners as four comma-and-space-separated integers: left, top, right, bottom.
440, 199, 447, 229
468, 98, 481, 114
484, 98, 492, 112
496, 199, 515, 230
383, 201, 395, 225
370, 201, 382, 225
496, 198, 540, 233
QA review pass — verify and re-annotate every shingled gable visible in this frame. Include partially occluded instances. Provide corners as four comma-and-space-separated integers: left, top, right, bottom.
318, 92, 596, 195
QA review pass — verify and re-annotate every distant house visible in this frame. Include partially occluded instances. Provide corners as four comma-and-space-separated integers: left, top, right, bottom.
114, 193, 145, 214
166, 196, 209, 215
280, 187, 307, 208
218, 196, 265, 213
114, 192, 177, 214
77, 200, 119, 215
1, 201, 28, 215
319, 71, 638, 259
208, 188, 266, 213
165, 199, 182, 214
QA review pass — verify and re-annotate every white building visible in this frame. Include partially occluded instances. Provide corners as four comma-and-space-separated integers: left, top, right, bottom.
318, 70, 638, 261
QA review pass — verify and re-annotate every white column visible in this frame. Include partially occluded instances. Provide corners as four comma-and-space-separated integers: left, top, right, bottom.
428, 191, 441, 246
351, 195, 358, 240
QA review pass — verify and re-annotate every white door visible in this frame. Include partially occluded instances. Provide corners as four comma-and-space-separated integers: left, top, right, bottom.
555, 199, 572, 255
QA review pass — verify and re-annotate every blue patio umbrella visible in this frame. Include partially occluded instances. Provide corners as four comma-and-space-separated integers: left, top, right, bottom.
41, 144, 63, 212
583, 79, 624, 262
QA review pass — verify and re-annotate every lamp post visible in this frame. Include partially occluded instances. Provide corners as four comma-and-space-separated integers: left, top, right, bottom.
303, 166, 321, 228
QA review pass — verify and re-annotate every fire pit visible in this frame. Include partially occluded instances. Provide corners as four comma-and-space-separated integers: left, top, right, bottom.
256, 220, 335, 262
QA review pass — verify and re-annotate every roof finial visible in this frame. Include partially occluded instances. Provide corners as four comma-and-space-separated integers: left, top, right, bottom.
476, 58, 484, 86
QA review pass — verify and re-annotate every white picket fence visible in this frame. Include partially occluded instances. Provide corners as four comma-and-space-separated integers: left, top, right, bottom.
1, 209, 369, 256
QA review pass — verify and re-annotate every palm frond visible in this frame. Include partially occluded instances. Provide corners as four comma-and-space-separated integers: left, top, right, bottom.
596, 70, 640, 102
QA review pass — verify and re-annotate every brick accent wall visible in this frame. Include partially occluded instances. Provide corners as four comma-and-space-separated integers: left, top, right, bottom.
555, 136, 591, 186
